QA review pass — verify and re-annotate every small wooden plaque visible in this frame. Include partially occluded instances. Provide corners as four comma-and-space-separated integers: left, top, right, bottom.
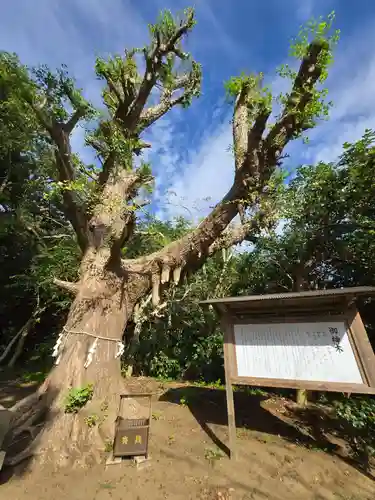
113, 393, 152, 458
113, 418, 149, 457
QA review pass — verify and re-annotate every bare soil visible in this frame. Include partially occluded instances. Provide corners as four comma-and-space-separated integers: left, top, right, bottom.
0, 376, 374, 500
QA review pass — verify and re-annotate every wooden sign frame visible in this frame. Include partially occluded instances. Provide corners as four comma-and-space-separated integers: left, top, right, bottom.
113, 393, 152, 458
200, 287, 375, 459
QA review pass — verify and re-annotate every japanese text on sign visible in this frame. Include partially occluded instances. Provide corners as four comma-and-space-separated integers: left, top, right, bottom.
234, 321, 363, 383
122, 435, 142, 445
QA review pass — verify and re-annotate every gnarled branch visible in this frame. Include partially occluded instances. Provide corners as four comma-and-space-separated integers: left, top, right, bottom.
138, 89, 185, 132
89, 170, 146, 259
123, 40, 331, 305
96, 15, 198, 189
208, 215, 266, 256
233, 86, 250, 171
264, 40, 328, 160
64, 108, 86, 134
248, 106, 271, 146
121, 13, 196, 130
23, 88, 90, 252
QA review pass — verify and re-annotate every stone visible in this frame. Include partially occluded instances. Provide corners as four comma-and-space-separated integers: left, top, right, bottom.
133, 455, 152, 470
105, 455, 123, 466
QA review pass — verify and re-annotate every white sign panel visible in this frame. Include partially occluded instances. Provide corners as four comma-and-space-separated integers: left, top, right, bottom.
234, 322, 363, 384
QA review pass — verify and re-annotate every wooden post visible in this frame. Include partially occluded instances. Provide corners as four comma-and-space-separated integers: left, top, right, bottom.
293, 276, 311, 406
221, 313, 237, 460
348, 306, 375, 387
296, 388, 308, 407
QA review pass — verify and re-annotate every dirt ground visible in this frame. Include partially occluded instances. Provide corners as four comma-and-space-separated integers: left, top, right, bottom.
0, 377, 374, 500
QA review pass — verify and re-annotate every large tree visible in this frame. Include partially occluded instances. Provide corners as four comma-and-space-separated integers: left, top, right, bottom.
2, 9, 339, 467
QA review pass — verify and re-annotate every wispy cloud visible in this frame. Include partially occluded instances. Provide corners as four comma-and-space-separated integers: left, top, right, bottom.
1, 0, 149, 162
295, 0, 315, 21
156, 6, 375, 224
2, 0, 375, 227
154, 116, 234, 221
0, 0, 146, 72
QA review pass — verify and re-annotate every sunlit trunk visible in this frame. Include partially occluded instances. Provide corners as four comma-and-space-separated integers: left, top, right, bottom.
35, 254, 147, 467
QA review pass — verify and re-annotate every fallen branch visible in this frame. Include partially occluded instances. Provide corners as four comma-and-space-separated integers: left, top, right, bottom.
0, 304, 45, 366
0, 324, 26, 365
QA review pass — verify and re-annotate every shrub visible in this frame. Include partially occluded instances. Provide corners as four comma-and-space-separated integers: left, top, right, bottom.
334, 396, 375, 461
64, 384, 94, 413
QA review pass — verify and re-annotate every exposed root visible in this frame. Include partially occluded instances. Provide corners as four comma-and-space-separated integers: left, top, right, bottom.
2, 369, 137, 471
2, 380, 51, 467
4, 442, 35, 467
8, 380, 50, 433
4, 401, 111, 470
10, 378, 49, 415
9, 402, 47, 440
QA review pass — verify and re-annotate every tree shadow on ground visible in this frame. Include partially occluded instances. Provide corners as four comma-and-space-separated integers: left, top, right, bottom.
161, 387, 318, 452
160, 386, 374, 481
289, 404, 375, 480
0, 378, 59, 485
0, 377, 39, 408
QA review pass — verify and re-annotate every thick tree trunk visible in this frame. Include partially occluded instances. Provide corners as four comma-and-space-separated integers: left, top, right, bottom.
22, 253, 149, 469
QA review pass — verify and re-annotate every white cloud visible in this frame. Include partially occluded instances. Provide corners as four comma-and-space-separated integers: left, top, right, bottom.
0, 0, 146, 70
295, 0, 315, 21
4, 0, 375, 232
155, 117, 234, 221
0, 0, 148, 157
293, 0, 336, 23
157, 13, 375, 226
195, 2, 248, 62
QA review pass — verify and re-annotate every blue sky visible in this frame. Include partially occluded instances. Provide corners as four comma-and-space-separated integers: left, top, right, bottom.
2, 0, 375, 222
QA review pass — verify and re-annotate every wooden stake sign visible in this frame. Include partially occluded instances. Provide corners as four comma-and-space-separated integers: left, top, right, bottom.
113, 393, 152, 458
200, 287, 375, 460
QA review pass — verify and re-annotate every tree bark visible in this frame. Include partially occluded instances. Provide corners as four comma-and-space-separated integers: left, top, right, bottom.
14, 253, 149, 469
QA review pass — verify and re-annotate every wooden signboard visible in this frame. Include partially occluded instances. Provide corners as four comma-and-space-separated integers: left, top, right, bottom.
231, 318, 374, 392
113, 418, 149, 457
200, 287, 375, 459
113, 393, 152, 458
